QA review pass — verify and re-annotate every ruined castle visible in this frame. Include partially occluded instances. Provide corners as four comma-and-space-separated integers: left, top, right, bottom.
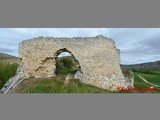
1, 35, 133, 93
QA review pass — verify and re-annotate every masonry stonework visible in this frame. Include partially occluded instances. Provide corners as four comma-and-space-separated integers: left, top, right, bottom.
19, 35, 133, 91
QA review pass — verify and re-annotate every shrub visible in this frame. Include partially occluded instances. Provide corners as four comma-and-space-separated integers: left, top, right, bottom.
121, 66, 133, 78
55, 56, 79, 75
59, 57, 74, 68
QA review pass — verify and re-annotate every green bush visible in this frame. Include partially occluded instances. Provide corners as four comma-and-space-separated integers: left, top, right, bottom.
59, 57, 74, 68
55, 56, 79, 75
0, 62, 18, 89
121, 66, 133, 78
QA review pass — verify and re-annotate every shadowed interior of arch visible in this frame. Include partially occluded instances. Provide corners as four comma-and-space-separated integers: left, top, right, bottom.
54, 48, 81, 78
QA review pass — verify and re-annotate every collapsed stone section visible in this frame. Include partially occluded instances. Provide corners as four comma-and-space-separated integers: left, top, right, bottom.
18, 35, 133, 91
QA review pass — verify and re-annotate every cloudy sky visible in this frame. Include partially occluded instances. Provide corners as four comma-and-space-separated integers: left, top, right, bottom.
0, 28, 160, 65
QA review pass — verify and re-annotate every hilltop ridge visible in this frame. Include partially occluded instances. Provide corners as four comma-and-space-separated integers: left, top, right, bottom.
123, 60, 160, 69
0, 52, 20, 64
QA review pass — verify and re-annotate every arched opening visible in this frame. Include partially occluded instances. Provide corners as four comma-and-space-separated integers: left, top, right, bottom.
54, 48, 82, 80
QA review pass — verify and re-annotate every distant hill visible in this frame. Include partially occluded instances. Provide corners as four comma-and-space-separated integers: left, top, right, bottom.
0, 52, 20, 64
123, 60, 160, 69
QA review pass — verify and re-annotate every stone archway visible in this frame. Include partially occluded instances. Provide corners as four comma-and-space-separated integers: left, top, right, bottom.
18, 35, 133, 91
54, 48, 83, 80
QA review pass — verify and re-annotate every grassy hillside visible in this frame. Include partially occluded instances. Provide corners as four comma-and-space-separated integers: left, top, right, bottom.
1, 54, 160, 93
135, 72, 160, 86
132, 68, 160, 93
0, 53, 20, 89
14, 56, 160, 93
12, 69, 160, 93
0, 62, 19, 89
13, 77, 113, 93
0, 52, 20, 64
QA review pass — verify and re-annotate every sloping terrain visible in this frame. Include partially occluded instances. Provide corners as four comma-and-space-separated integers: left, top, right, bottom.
13, 56, 134, 93
0, 52, 20, 89
123, 60, 160, 69
0, 52, 20, 64
2, 54, 160, 93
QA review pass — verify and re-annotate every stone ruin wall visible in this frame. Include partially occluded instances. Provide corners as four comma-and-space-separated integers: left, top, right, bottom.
19, 35, 133, 91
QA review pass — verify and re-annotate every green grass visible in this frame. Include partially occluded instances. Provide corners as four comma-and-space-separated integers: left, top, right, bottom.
2, 54, 160, 93
14, 77, 113, 93
121, 67, 160, 93
15, 59, 160, 93
13, 67, 160, 93
134, 72, 151, 91
15, 71, 160, 93
0, 62, 19, 89
133, 71, 160, 93
135, 72, 160, 86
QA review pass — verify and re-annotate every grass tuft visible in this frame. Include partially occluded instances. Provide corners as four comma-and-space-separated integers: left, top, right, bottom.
0, 62, 19, 89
